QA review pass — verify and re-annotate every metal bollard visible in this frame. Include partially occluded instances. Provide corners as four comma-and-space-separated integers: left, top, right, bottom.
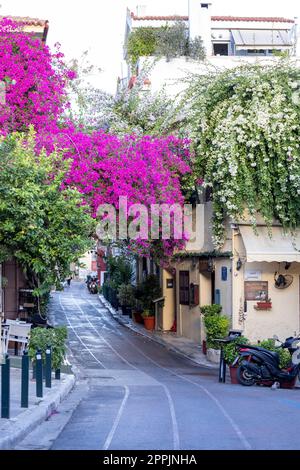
45, 345, 52, 388
218, 347, 226, 383
1, 354, 10, 419
35, 349, 43, 398
21, 350, 29, 408
55, 369, 61, 380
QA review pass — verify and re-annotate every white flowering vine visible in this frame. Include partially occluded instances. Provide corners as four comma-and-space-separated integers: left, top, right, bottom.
185, 61, 300, 246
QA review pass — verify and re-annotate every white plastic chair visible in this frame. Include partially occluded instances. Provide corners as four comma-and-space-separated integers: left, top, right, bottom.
1, 325, 10, 355
5, 319, 27, 325
8, 323, 31, 354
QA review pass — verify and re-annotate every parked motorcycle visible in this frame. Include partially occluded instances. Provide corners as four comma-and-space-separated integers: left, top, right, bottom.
87, 275, 98, 294
234, 335, 300, 388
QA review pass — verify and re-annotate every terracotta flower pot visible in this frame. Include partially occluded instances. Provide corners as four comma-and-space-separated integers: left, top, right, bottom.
280, 376, 297, 389
132, 311, 144, 324
143, 316, 155, 330
229, 365, 239, 384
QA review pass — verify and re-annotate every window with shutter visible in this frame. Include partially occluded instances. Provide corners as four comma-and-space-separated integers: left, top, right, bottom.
179, 271, 190, 305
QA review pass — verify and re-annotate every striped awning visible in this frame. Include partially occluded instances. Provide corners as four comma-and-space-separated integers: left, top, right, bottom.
232, 29, 292, 49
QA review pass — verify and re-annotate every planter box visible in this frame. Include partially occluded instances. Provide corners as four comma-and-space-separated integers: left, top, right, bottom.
207, 348, 221, 364
255, 302, 272, 310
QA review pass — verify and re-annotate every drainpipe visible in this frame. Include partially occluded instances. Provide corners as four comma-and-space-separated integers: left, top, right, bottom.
231, 225, 237, 330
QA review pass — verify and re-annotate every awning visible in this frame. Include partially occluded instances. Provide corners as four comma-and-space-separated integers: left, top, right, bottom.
239, 226, 300, 262
231, 29, 292, 48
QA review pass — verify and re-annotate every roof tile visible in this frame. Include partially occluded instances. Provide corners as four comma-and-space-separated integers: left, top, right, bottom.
0, 16, 48, 27
131, 13, 294, 24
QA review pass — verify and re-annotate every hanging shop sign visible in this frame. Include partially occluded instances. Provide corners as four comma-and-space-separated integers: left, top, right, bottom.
244, 281, 268, 301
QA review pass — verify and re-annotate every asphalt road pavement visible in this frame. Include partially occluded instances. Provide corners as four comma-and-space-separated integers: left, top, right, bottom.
19, 282, 300, 450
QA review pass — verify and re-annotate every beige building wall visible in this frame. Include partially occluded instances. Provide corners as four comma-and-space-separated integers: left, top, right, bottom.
199, 272, 212, 343
78, 251, 93, 280
231, 232, 300, 342
234, 261, 300, 342
214, 257, 232, 320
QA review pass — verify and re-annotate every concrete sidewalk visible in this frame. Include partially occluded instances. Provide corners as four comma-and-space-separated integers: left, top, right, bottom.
99, 295, 218, 370
0, 365, 75, 449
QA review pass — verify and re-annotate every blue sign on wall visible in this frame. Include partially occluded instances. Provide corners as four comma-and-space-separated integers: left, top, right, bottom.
221, 266, 227, 281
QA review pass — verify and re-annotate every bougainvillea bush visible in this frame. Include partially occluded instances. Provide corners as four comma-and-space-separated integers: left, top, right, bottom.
0, 17, 192, 261
0, 18, 74, 134
186, 62, 300, 246
37, 129, 191, 260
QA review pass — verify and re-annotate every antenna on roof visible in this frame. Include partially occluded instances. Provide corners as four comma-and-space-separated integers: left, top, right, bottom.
136, 4, 147, 17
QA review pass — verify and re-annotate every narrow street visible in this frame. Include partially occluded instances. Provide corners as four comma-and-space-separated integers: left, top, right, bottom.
23, 282, 300, 450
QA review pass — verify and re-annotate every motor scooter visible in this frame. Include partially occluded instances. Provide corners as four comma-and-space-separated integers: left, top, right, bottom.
234, 335, 300, 388
88, 278, 98, 294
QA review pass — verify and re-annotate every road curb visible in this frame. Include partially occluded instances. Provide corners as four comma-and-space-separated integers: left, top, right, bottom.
0, 373, 75, 450
99, 295, 218, 370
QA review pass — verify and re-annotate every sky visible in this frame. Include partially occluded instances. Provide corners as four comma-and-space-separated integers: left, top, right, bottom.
0, 0, 300, 94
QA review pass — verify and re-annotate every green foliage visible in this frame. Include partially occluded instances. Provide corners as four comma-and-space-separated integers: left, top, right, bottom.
28, 326, 68, 370
258, 339, 291, 369
135, 274, 162, 314
223, 336, 249, 365
202, 304, 230, 349
127, 27, 157, 66
141, 309, 153, 318
105, 254, 134, 290
117, 283, 135, 307
0, 130, 94, 295
187, 36, 206, 61
112, 69, 187, 137
186, 61, 300, 246
126, 22, 205, 65
200, 304, 222, 316
155, 22, 188, 61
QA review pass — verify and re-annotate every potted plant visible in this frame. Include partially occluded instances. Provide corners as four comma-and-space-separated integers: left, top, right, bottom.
200, 305, 222, 355
201, 305, 229, 363
117, 283, 135, 316
28, 326, 68, 372
136, 274, 162, 330
223, 336, 249, 384
142, 309, 155, 330
132, 301, 144, 324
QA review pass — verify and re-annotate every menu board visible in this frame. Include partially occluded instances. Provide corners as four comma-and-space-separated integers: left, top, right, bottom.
244, 281, 268, 301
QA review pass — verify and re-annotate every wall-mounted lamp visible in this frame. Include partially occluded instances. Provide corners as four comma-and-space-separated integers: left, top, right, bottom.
236, 258, 242, 271
207, 258, 214, 272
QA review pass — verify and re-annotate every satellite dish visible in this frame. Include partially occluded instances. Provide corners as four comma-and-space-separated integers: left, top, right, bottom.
274, 273, 293, 289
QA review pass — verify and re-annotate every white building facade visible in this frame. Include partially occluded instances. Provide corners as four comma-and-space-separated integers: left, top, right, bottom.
121, 1, 299, 94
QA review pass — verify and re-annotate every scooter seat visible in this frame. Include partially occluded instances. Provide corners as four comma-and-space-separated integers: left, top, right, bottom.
243, 345, 280, 363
